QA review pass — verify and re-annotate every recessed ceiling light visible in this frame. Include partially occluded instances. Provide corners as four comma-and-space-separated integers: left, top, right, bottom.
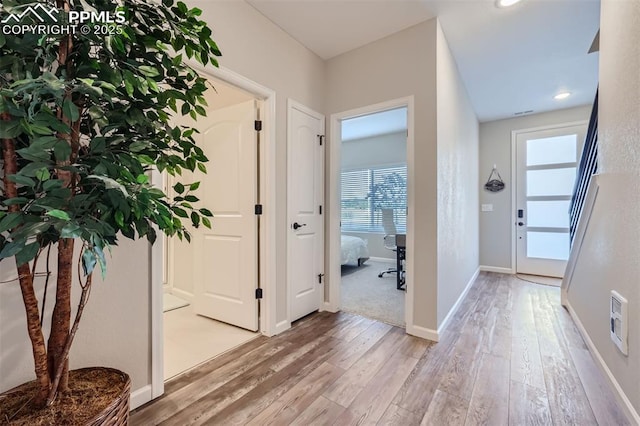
554, 92, 571, 100
496, 0, 523, 8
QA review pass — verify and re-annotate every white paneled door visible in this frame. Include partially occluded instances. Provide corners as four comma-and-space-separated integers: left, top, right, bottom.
192, 100, 259, 331
515, 123, 587, 278
288, 101, 325, 322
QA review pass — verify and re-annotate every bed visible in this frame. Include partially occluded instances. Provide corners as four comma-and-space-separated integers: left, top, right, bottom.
341, 235, 370, 266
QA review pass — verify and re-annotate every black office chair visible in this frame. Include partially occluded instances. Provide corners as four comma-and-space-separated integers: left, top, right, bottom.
378, 208, 398, 278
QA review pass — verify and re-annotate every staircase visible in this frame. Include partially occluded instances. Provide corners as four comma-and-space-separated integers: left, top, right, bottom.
562, 91, 599, 304
569, 90, 599, 244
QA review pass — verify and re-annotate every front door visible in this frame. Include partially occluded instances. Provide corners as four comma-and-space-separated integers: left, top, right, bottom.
515, 123, 587, 277
191, 100, 259, 331
288, 101, 325, 322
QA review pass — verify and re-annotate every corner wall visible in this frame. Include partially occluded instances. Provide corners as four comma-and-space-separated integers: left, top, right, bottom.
326, 19, 439, 331
478, 105, 592, 270
435, 22, 480, 327
565, 0, 640, 419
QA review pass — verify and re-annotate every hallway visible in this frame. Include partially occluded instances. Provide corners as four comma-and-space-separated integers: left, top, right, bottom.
131, 272, 628, 425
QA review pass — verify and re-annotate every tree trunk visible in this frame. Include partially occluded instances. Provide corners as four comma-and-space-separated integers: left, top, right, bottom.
1, 123, 51, 407
47, 238, 74, 393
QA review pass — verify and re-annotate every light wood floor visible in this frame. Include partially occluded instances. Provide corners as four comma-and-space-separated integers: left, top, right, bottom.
131, 272, 629, 425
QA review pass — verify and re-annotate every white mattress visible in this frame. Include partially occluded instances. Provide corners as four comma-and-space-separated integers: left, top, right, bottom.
341, 235, 370, 265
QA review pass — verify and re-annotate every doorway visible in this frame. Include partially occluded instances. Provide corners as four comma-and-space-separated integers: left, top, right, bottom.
338, 107, 408, 326
328, 97, 414, 330
513, 122, 587, 278
149, 67, 277, 403
162, 77, 260, 380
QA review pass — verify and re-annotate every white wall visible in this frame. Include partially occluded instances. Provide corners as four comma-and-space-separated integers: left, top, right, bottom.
479, 105, 592, 270
435, 22, 480, 327
342, 131, 406, 260
196, 1, 326, 327
327, 19, 439, 331
566, 0, 640, 419
1, 0, 326, 406
0, 239, 150, 394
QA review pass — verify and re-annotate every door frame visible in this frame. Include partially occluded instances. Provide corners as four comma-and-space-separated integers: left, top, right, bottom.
510, 120, 588, 274
149, 64, 277, 402
286, 99, 326, 324
327, 96, 415, 330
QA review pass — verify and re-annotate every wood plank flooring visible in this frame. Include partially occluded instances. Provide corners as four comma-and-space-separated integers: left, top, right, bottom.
131, 272, 629, 425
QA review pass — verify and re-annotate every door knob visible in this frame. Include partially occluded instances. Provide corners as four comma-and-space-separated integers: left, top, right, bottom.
518, 222, 525, 226
293, 222, 307, 230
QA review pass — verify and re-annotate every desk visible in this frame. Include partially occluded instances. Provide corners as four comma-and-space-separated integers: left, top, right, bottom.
396, 234, 406, 290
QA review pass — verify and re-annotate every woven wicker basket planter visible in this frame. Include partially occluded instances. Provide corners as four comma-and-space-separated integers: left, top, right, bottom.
0, 367, 130, 426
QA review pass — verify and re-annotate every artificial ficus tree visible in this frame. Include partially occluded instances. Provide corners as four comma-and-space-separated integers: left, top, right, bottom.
0, 0, 219, 408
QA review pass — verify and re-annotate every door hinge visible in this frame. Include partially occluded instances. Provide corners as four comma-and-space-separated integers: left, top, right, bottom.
255, 204, 263, 215
255, 120, 262, 132
318, 273, 325, 284
318, 134, 325, 146
255, 288, 263, 299
319, 205, 322, 215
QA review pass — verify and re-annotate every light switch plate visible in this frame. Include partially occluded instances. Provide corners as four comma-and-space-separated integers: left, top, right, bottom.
481, 204, 493, 212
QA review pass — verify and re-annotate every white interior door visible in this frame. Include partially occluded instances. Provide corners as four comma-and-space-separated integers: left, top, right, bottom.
190, 100, 259, 331
515, 123, 587, 277
288, 101, 325, 322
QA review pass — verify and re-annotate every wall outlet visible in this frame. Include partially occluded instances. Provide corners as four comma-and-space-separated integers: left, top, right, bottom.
610, 291, 628, 356
481, 204, 494, 212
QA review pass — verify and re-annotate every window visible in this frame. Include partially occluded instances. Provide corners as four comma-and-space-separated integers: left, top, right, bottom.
341, 165, 407, 233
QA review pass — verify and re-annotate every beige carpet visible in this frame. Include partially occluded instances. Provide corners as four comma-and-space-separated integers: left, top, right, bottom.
341, 260, 405, 327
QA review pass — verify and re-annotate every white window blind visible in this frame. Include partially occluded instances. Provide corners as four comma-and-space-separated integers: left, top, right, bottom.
341, 165, 407, 233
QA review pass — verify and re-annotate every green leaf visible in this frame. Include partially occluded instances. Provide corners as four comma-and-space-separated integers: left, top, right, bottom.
15, 242, 40, 266
53, 140, 72, 162
173, 207, 188, 218
60, 224, 82, 238
199, 208, 213, 217
115, 211, 125, 227
202, 216, 211, 228
0, 213, 23, 233
46, 210, 70, 221
190, 211, 200, 228
3, 197, 28, 206
35, 168, 50, 181
0, 239, 26, 259
197, 163, 207, 173
82, 249, 97, 276
139, 66, 160, 77
173, 182, 185, 194
184, 195, 198, 202
62, 98, 80, 122
8, 174, 35, 187
189, 181, 200, 191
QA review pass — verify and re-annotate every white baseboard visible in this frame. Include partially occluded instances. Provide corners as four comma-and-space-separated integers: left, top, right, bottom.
130, 384, 153, 411
479, 265, 513, 274
438, 267, 479, 335
566, 302, 640, 425
322, 301, 339, 313
170, 287, 194, 303
273, 319, 291, 336
406, 324, 439, 342
368, 256, 396, 264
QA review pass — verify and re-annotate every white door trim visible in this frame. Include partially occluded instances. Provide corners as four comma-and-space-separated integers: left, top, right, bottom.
286, 99, 325, 326
510, 120, 589, 274
327, 96, 415, 330
149, 65, 276, 403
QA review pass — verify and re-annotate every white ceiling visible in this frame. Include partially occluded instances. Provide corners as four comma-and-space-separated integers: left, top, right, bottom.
342, 107, 407, 141
247, 0, 600, 122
